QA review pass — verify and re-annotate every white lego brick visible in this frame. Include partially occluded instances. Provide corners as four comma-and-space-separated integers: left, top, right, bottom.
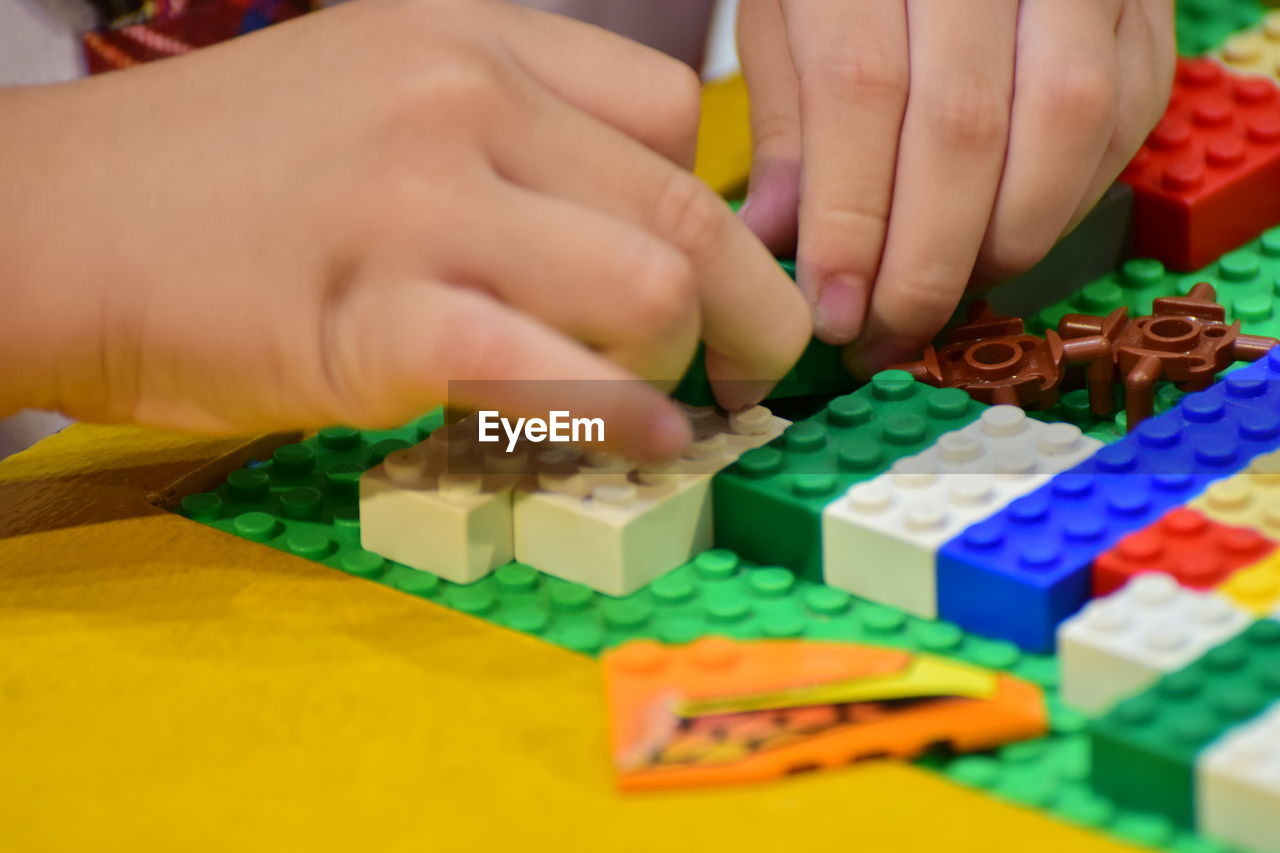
1199, 700, 1280, 853
821, 406, 1102, 619
514, 405, 788, 596
1058, 574, 1249, 714
359, 419, 522, 584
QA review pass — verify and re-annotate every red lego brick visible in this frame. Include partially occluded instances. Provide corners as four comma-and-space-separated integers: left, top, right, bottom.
1092, 507, 1276, 597
1119, 58, 1280, 271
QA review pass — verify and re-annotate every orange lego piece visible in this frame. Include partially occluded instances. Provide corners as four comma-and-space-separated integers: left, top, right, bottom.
602, 637, 1048, 792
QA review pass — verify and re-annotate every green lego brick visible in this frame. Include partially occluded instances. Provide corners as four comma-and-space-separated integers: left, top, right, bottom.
1033, 226, 1280, 340
711, 370, 986, 581
672, 259, 857, 408
1089, 619, 1280, 828
1177, 0, 1267, 56
986, 182, 1134, 319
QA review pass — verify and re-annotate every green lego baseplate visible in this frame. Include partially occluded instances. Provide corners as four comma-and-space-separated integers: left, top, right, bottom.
180, 415, 1250, 853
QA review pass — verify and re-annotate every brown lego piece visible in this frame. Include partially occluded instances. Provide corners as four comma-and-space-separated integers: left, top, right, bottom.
1058, 282, 1278, 429
890, 302, 1113, 411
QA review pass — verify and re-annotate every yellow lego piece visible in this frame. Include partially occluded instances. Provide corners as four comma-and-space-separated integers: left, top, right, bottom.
694, 74, 752, 198
1218, 551, 1280, 615
1192, 447, 1280, 540
679, 655, 1000, 717
1218, 12, 1280, 83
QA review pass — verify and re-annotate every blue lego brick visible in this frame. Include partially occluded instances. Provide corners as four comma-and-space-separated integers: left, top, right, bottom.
938, 351, 1280, 652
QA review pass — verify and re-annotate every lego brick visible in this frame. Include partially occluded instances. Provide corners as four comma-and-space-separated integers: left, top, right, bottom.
1218, 10, 1280, 84
1178, 0, 1268, 56
1193, 444, 1280, 540
937, 351, 1280, 652
985, 182, 1134, 318
1119, 58, 1280, 271
712, 371, 987, 580
673, 261, 855, 407
1198, 698, 1280, 853
1218, 551, 1280, 614
1090, 619, 1280, 826
822, 407, 1101, 619
178, 416, 1258, 851
1092, 506, 1276, 596
1059, 574, 1249, 714
1034, 226, 1280, 343
603, 637, 1047, 791
359, 419, 522, 584
513, 406, 788, 596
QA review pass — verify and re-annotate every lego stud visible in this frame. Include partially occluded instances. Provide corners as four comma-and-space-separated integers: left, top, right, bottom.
537, 470, 589, 498
949, 477, 996, 508
980, 405, 1029, 438
904, 500, 949, 533
1132, 573, 1179, 605
1084, 601, 1133, 633
1191, 596, 1243, 627
1222, 33, 1264, 65
1201, 479, 1251, 512
635, 461, 685, 484
438, 473, 483, 499
484, 446, 528, 474
889, 455, 938, 489
844, 481, 893, 514
685, 433, 728, 462
383, 448, 429, 486
1038, 423, 1085, 457
936, 432, 982, 466
592, 483, 638, 506
1142, 626, 1191, 655
729, 405, 774, 436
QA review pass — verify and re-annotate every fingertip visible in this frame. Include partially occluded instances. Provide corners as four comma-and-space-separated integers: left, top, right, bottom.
813, 274, 868, 344
636, 399, 694, 463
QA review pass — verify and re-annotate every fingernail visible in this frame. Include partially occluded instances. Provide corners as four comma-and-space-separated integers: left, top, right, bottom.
813, 275, 867, 344
642, 404, 694, 463
852, 336, 919, 378
741, 159, 800, 256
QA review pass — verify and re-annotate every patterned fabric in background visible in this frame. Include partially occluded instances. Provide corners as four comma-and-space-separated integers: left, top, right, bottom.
83, 0, 317, 74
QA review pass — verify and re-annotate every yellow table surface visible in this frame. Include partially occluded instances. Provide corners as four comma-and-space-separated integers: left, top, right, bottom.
0, 78, 1136, 853
0, 424, 1140, 852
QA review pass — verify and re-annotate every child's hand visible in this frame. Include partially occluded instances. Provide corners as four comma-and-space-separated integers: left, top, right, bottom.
736, 0, 1175, 372
0, 0, 810, 462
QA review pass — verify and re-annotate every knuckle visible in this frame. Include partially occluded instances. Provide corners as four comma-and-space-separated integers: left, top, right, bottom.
986, 229, 1055, 279
618, 245, 695, 336
1040, 63, 1117, 128
805, 43, 909, 107
751, 113, 802, 158
654, 61, 704, 136
653, 172, 728, 259
923, 83, 1009, 150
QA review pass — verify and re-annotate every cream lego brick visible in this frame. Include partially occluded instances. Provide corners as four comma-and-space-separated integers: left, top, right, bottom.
1192, 446, 1280, 541
359, 418, 523, 584
513, 405, 788, 596
1217, 12, 1280, 84
1058, 574, 1249, 714
1198, 699, 1280, 853
821, 406, 1101, 619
